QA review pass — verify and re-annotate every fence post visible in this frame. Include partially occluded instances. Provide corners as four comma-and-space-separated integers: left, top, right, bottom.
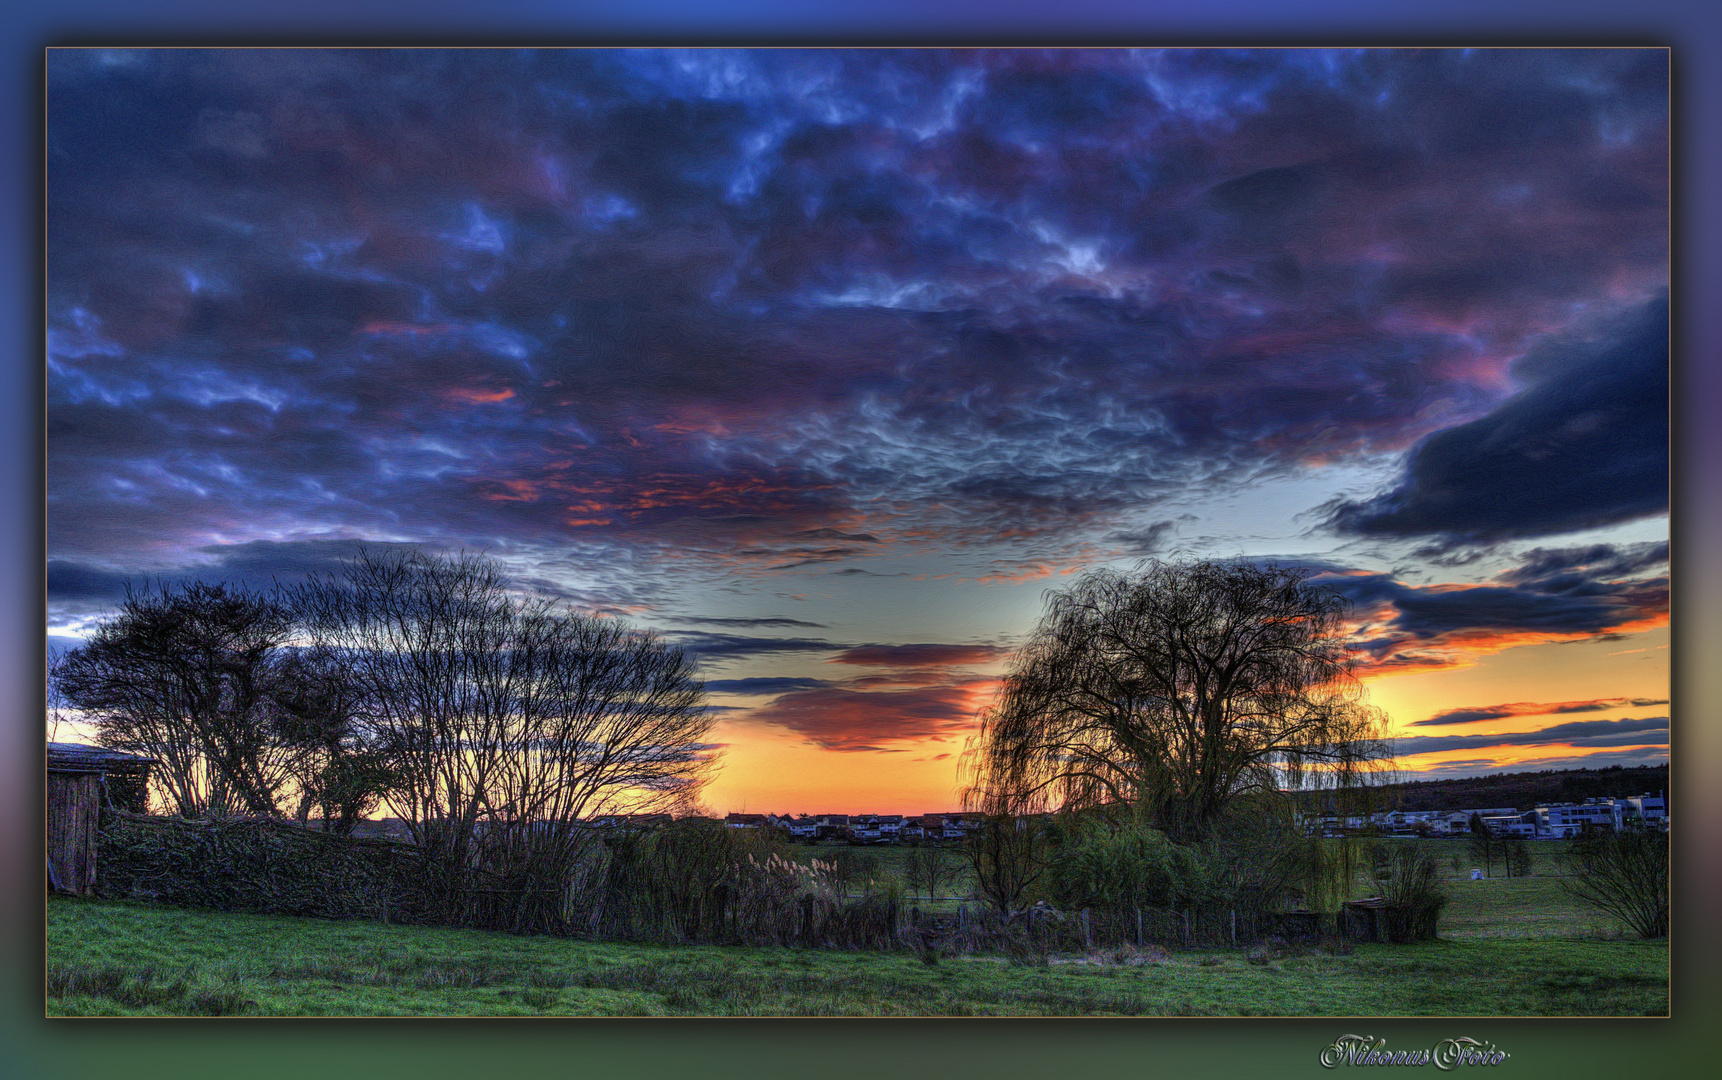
1135, 907, 1142, 946
1230, 908, 1236, 945
1082, 908, 1092, 951
1183, 909, 1191, 947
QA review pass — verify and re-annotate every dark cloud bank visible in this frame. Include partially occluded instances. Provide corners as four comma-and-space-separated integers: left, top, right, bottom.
47, 49, 1668, 583
1329, 296, 1668, 549
46, 51, 1668, 764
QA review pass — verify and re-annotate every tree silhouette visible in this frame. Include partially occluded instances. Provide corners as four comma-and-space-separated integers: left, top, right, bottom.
963, 558, 1392, 842
54, 582, 298, 817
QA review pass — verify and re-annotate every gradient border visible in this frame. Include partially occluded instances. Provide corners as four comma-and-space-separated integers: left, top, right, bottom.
10, 3, 1718, 1079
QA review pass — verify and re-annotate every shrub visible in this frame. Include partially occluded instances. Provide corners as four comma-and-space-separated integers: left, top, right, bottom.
572, 820, 834, 943
1372, 843, 1448, 941
964, 815, 1050, 916
903, 846, 959, 899
95, 811, 426, 922
1560, 828, 1668, 938
1042, 809, 1331, 949
1046, 820, 1199, 913
562, 820, 905, 947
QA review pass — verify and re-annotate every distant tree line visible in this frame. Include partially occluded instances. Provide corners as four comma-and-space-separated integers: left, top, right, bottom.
1378, 765, 1667, 815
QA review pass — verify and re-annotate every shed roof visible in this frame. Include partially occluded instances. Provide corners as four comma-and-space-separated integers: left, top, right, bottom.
47, 742, 157, 774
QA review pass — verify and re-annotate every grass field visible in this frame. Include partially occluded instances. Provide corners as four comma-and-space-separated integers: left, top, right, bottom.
1428, 840, 1629, 939
46, 834, 1667, 1018
794, 835, 1625, 933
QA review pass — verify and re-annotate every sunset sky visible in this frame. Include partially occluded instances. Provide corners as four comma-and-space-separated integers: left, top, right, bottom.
45, 47, 1669, 814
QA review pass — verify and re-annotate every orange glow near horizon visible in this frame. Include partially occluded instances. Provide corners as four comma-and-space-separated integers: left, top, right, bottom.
697, 719, 975, 816
694, 625, 1670, 814
50, 627, 1669, 819
1364, 626, 1669, 737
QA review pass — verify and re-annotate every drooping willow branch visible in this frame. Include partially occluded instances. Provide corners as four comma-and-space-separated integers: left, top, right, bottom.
962, 558, 1395, 842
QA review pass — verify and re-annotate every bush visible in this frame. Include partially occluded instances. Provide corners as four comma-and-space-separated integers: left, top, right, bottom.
903, 846, 959, 899
1042, 809, 1331, 947
96, 811, 427, 922
1046, 821, 1201, 913
964, 815, 1050, 915
1560, 828, 1668, 938
1372, 843, 1447, 941
819, 849, 880, 898
571, 820, 840, 944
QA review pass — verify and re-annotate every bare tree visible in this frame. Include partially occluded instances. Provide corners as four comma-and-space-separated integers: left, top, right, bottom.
1467, 813, 1500, 878
964, 815, 1048, 916
268, 646, 396, 834
291, 549, 716, 930
47, 655, 70, 744
963, 558, 1392, 843
53, 582, 300, 817
904, 845, 960, 901
1505, 838, 1533, 878
1560, 827, 1668, 938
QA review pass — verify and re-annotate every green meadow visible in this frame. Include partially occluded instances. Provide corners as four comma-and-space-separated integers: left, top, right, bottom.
45, 838, 1666, 1018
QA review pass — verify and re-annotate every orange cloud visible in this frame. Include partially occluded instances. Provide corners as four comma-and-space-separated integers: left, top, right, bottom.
443, 386, 515, 404
744, 678, 1001, 752
1353, 610, 1669, 679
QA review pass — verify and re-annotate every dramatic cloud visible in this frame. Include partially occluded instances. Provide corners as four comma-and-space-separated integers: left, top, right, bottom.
703, 676, 834, 695
1328, 295, 1668, 547
662, 632, 842, 660
1494, 541, 1669, 590
1414, 696, 1670, 727
1409, 745, 1669, 775
1106, 520, 1180, 556
827, 644, 1006, 666
1315, 544, 1667, 672
45, 49, 1668, 793
46, 560, 137, 603
744, 682, 991, 752
1393, 716, 1668, 758
673, 616, 827, 629
49, 49, 1667, 577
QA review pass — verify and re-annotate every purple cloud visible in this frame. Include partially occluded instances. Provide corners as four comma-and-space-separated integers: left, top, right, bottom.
48, 49, 1667, 587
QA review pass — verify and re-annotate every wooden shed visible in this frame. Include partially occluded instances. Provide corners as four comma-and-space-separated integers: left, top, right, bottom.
47, 742, 155, 895
1340, 895, 1441, 943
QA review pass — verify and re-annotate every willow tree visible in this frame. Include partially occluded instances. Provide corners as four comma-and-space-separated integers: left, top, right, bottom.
963, 558, 1393, 847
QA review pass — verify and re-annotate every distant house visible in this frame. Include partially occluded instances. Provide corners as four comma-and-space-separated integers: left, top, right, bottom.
1480, 814, 1536, 839
815, 814, 851, 842
46, 742, 156, 896
587, 812, 673, 831
1436, 812, 1474, 836
724, 812, 766, 829
945, 812, 985, 835
1522, 796, 1670, 838
1616, 794, 1668, 831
